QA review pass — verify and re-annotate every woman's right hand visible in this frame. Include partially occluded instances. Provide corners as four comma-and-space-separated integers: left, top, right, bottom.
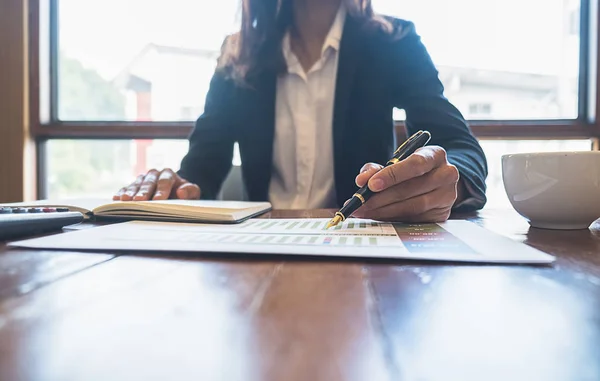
113, 168, 201, 201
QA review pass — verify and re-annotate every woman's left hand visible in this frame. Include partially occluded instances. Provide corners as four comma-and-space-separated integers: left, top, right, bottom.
353, 146, 461, 222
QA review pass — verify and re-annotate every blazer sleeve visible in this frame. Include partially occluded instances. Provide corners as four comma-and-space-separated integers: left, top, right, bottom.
384, 22, 488, 212
177, 70, 235, 200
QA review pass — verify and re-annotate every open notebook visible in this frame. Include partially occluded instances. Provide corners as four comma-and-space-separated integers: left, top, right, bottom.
0, 199, 272, 224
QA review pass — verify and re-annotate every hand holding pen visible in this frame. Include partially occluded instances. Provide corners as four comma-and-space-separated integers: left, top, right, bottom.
327, 130, 462, 228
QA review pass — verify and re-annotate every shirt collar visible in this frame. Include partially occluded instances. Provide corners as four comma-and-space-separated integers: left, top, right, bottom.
282, 4, 347, 72
322, 3, 346, 54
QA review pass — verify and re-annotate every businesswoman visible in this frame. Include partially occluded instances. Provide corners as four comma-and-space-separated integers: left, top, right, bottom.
113, 0, 488, 222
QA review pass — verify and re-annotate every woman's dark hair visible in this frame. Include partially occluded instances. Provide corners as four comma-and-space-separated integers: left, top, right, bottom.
217, 0, 394, 83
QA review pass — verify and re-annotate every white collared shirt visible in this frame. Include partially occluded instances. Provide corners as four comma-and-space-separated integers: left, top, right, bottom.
268, 5, 346, 209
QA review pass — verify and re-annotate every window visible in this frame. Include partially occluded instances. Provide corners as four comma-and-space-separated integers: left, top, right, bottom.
45, 140, 189, 198
375, 0, 581, 120
57, 0, 237, 122
55, 0, 582, 123
468, 103, 492, 117
31, 0, 599, 202
569, 9, 580, 36
45, 140, 242, 199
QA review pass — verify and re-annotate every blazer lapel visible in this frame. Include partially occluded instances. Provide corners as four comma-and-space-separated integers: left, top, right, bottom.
244, 69, 277, 201
332, 17, 363, 202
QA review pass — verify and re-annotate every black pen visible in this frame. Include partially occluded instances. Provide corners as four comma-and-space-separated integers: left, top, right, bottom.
325, 130, 432, 229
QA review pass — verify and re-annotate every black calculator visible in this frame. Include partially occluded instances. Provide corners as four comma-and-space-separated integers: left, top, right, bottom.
0, 207, 84, 241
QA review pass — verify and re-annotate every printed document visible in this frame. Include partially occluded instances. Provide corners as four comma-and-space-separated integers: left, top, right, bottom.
8, 218, 555, 264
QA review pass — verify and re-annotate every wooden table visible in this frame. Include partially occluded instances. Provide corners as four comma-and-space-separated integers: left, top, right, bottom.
0, 209, 599, 381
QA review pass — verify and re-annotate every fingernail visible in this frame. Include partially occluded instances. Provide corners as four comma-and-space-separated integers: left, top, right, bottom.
154, 191, 162, 198
369, 179, 385, 192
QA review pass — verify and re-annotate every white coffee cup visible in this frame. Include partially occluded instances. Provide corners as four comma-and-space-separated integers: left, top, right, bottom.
501, 151, 600, 230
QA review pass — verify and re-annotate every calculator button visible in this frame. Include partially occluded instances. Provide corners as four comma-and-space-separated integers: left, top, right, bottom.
0, 208, 12, 214
56, 208, 70, 212
13, 208, 28, 213
28, 208, 44, 213
42, 208, 57, 213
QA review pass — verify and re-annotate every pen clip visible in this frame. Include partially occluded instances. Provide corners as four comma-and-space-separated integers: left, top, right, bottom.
392, 130, 423, 156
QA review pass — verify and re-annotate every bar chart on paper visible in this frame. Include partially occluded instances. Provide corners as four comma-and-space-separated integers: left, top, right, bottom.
180, 231, 395, 247
169, 218, 404, 248
239, 219, 384, 232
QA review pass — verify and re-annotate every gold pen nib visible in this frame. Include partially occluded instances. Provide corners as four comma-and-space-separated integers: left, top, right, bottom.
325, 214, 344, 229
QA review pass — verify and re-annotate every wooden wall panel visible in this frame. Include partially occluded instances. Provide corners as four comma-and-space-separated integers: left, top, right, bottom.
0, 0, 35, 202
